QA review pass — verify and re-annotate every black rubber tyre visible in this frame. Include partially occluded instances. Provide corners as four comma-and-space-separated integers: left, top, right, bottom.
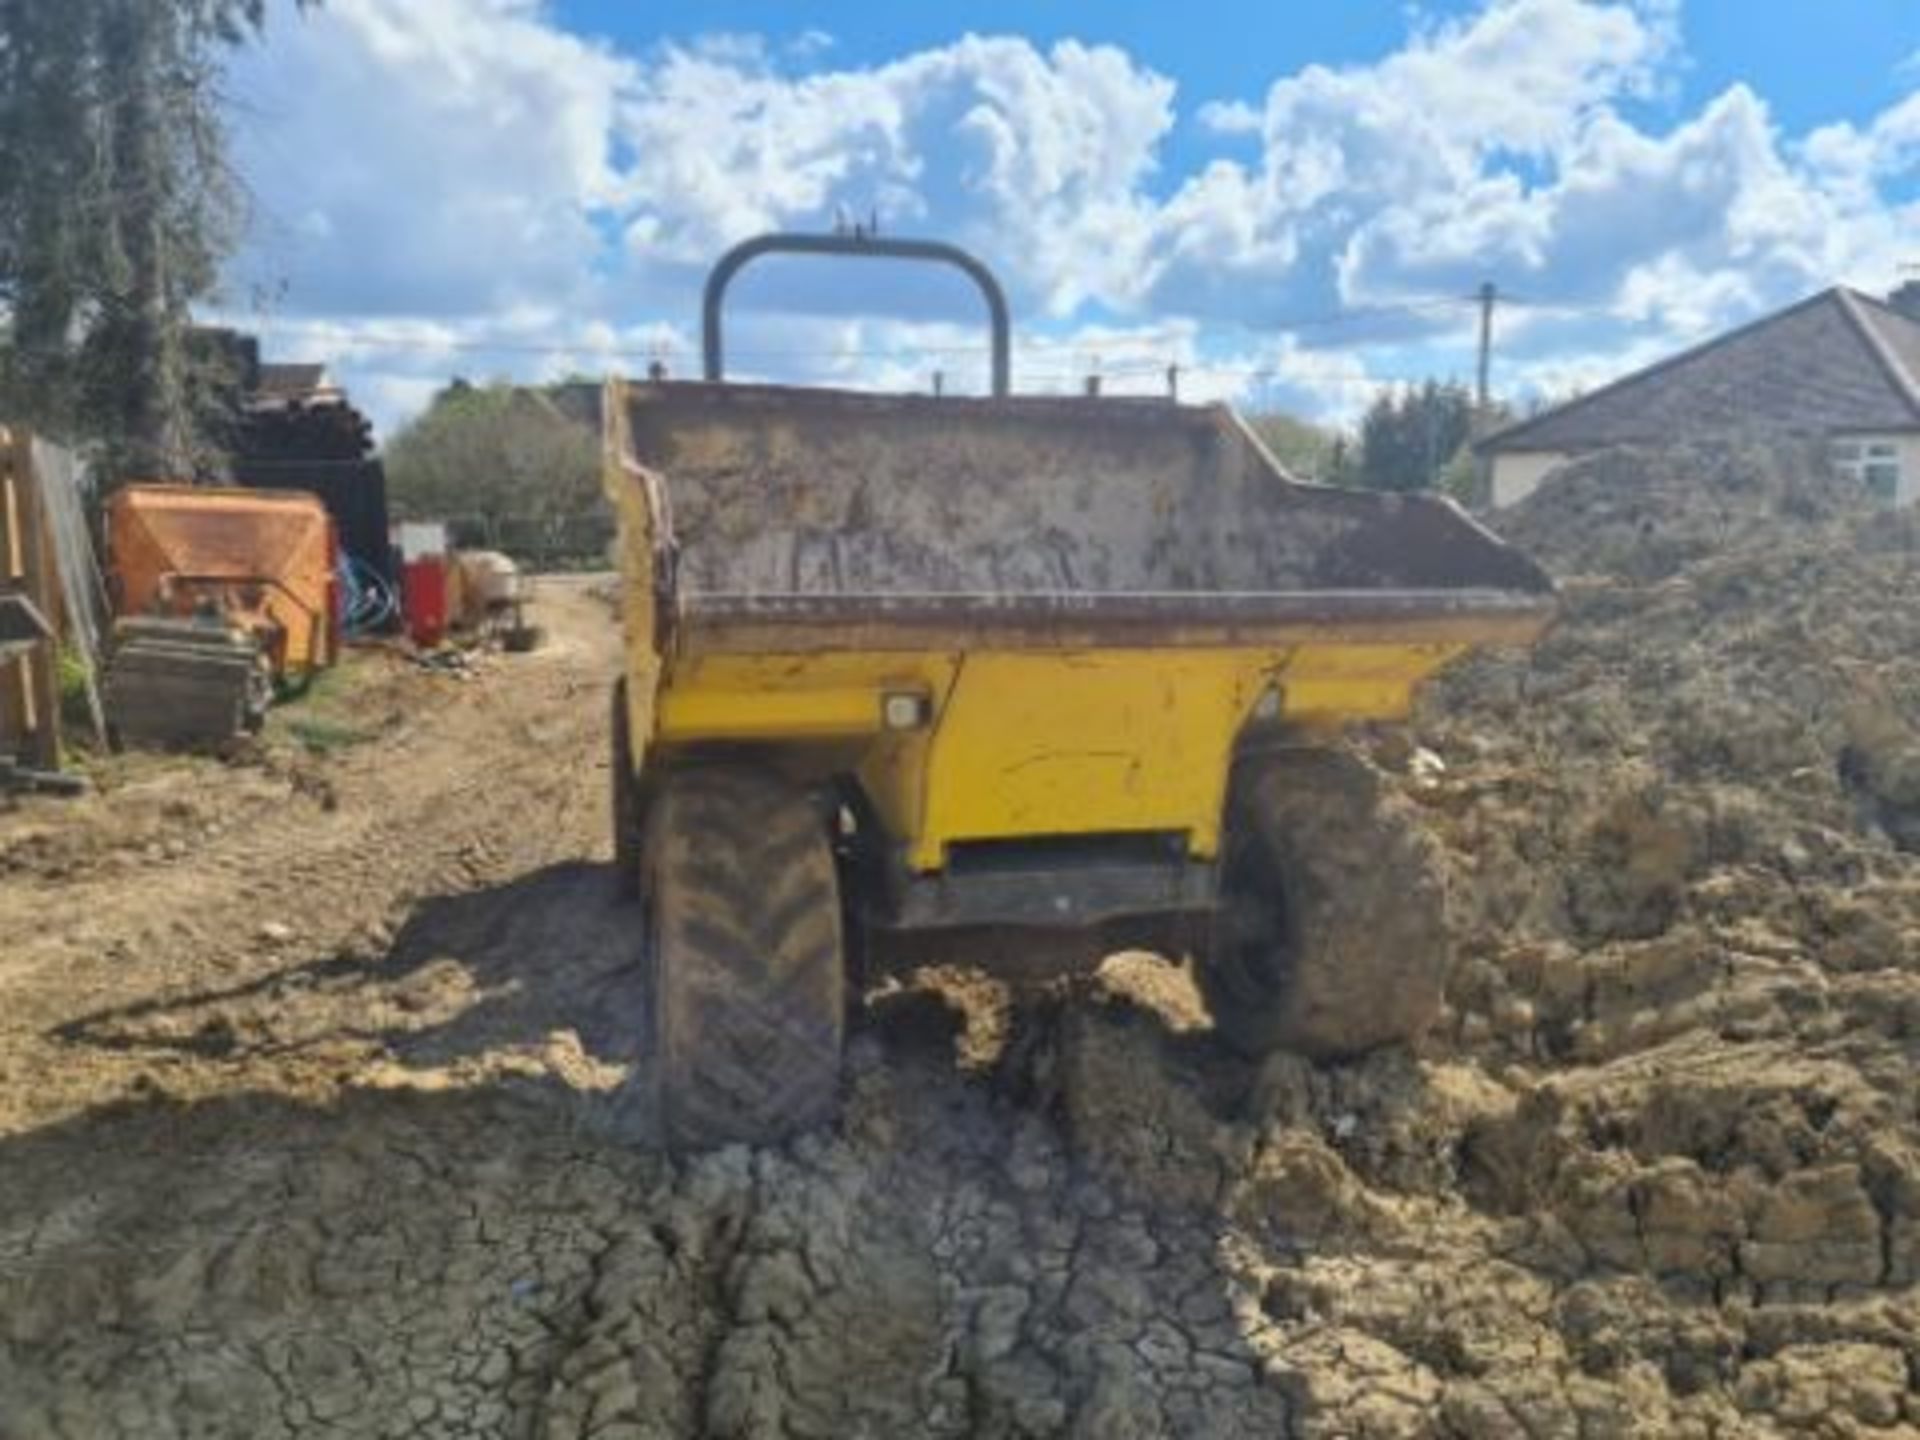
641, 763, 846, 1149
1201, 748, 1448, 1060
610, 679, 641, 900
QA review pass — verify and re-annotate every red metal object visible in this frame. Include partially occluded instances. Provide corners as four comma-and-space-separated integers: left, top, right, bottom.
402, 555, 449, 648
394, 521, 450, 649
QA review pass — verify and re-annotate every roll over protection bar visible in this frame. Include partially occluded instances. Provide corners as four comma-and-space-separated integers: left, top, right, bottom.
701, 232, 1013, 398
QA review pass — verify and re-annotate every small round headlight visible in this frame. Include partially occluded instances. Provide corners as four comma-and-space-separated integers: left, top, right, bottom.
883, 693, 930, 730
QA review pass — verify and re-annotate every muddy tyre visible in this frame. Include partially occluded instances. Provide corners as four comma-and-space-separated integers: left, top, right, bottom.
1201, 748, 1447, 1060
641, 763, 846, 1149
611, 679, 641, 900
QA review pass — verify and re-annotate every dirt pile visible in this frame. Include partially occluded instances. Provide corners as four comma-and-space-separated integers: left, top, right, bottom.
1420, 440, 1920, 1046
4, 470, 1920, 1438
1378, 441, 1920, 1430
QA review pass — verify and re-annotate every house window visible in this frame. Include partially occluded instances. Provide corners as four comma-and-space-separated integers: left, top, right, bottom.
1832, 438, 1902, 502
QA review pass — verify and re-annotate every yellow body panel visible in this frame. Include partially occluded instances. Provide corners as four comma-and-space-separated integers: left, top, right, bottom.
646, 640, 1458, 873
914, 651, 1270, 867
657, 653, 958, 742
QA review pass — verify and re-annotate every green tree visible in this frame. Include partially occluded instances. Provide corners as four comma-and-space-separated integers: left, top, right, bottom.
385, 381, 602, 544
1355, 380, 1476, 493
0, 0, 308, 481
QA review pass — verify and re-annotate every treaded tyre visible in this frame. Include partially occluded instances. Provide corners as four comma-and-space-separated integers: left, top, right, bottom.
610, 679, 641, 899
1201, 748, 1448, 1060
641, 763, 846, 1149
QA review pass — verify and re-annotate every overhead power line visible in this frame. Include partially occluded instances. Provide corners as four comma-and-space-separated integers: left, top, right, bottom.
237, 290, 1505, 366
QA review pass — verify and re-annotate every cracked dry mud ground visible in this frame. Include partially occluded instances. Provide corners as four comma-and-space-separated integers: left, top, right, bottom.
3, 443, 1920, 1438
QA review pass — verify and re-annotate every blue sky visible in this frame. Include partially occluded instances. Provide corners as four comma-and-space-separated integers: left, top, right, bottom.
555, 0, 1920, 139
226, 0, 1920, 438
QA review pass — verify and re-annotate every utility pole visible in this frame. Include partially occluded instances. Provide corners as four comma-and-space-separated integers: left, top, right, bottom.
1467, 280, 1500, 511
1424, 394, 1440, 492
1474, 280, 1497, 414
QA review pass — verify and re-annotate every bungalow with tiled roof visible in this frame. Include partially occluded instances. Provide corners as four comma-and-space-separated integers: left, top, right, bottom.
1480, 285, 1920, 508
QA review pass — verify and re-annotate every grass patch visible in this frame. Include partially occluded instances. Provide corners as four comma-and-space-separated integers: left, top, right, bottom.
56, 646, 100, 732
283, 716, 378, 754
267, 650, 410, 754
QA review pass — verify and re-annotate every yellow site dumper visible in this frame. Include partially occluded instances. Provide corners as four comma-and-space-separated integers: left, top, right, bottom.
603, 234, 1555, 1149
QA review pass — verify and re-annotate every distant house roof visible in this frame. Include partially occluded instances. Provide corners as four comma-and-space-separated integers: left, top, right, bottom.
255, 362, 332, 400
1481, 288, 1920, 454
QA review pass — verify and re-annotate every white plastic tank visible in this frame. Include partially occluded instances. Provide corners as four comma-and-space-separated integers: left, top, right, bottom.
455, 550, 524, 609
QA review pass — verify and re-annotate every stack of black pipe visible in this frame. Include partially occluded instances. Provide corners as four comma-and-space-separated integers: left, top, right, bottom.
231, 393, 395, 593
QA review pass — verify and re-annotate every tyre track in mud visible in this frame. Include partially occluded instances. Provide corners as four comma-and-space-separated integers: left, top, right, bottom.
0, 579, 660, 1437
0, 579, 627, 1138
0, 580, 1299, 1439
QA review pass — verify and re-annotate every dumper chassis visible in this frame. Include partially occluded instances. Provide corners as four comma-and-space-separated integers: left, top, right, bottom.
603, 234, 1554, 1150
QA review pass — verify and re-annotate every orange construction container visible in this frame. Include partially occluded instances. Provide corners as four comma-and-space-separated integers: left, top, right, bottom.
105, 485, 338, 680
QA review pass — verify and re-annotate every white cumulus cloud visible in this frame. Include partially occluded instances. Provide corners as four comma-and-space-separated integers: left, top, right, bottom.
611, 34, 1175, 319
225, 0, 1920, 437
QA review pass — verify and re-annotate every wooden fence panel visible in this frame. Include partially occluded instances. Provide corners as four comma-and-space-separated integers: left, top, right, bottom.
0, 427, 63, 770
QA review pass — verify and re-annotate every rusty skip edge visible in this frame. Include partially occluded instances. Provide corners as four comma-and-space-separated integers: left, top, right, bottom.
609, 422, 1559, 657
671, 589, 1556, 656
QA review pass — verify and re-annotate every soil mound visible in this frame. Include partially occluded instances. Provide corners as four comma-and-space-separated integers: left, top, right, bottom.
1494, 438, 1865, 581
1375, 441, 1920, 1431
